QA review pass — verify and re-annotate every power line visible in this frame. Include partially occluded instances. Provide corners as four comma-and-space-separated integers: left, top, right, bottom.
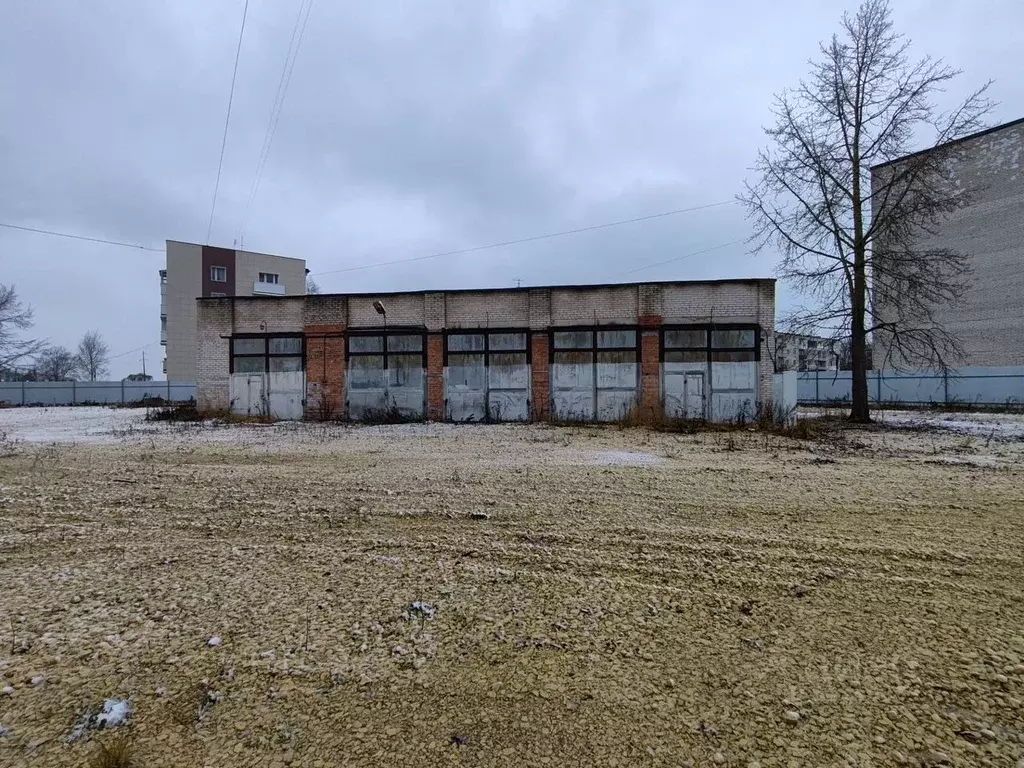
109, 341, 161, 361
238, 0, 315, 247
0, 222, 162, 251
206, 0, 251, 244
623, 238, 748, 275
312, 200, 737, 278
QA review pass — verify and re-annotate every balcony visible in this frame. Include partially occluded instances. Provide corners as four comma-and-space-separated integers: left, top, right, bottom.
252, 281, 286, 296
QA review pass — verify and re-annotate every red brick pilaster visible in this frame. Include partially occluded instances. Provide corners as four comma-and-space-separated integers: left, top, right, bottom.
530, 332, 550, 422
426, 333, 445, 421
305, 324, 346, 420
639, 315, 662, 415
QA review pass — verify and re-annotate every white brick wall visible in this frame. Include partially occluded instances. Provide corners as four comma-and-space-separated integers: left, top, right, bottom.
196, 299, 233, 411
549, 286, 638, 325
874, 120, 1024, 367
233, 297, 304, 333
348, 294, 424, 327
445, 290, 528, 328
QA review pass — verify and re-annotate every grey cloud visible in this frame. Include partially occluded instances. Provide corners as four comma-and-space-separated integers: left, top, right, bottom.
1, 0, 1020, 377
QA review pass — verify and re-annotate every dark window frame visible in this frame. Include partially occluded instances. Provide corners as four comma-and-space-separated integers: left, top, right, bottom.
229, 332, 306, 374
660, 323, 761, 362
547, 325, 641, 361
346, 330, 428, 370
210, 265, 228, 283
443, 328, 531, 367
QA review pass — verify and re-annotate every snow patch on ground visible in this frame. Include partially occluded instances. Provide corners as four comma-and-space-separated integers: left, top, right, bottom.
0, 407, 153, 444
591, 450, 664, 467
875, 410, 1024, 439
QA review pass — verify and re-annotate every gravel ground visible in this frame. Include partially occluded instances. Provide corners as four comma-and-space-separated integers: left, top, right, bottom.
1, 411, 1023, 767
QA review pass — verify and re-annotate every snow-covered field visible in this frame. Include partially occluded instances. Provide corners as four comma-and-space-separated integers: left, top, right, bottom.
1, 407, 1023, 766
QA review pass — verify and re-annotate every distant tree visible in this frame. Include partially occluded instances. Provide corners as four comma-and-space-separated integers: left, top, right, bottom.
123, 372, 152, 382
74, 330, 110, 381
35, 346, 77, 381
306, 277, 321, 294
0, 283, 44, 372
739, 0, 992, 422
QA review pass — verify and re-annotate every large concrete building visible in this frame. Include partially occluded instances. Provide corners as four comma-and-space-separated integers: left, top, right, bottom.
872, 118, 1024, 369
161, 241, 306, 380
194, 278, 776, 423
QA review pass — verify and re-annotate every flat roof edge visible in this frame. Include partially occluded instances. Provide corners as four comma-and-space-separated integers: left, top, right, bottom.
871, 116, 1024, 170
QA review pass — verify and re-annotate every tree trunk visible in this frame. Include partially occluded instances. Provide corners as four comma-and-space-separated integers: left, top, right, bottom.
849, 246, 871, 423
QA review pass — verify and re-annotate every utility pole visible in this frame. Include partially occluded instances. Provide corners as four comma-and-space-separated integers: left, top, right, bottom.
141, 350, 147, 377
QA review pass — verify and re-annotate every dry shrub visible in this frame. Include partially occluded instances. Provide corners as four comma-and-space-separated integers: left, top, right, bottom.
89, 735, 135, 768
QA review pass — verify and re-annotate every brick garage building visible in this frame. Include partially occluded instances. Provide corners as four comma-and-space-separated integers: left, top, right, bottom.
195, 278, 776, 422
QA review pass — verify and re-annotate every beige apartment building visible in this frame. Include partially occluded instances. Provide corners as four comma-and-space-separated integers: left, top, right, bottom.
161, 240, 307, 380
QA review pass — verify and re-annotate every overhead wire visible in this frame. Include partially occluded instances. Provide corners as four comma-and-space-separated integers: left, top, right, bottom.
206, 0, 251, 244
0, 222, 162, 251
237, 0, 315, 247
623, 238, 748, 275
312, 200, 738, 278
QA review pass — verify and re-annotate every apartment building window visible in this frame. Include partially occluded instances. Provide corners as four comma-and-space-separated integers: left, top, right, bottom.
211, 266, 227, 282
258, 272, 280, 284
210, 292, 226, 297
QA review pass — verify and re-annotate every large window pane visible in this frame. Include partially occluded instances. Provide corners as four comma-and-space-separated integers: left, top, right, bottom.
597, 330, 636, 349
447, 353, 485, 389
664, 330, 706, 348
269, 337, 302, 354
269, 356, 302, 372
233, 338, 265, 355
233, 356, 265, 373
448, 334, 485, 352
388, 354, 424, 387
388, 335, 423, 352
712, 330, 755, 348
349, 356, 384, 387
489, 332, 527, 351
665, 349, 707, 364
349, 336, 383, 354
712, 349, 756, 362
553, 350, 593, 366
553, 331, 593, 349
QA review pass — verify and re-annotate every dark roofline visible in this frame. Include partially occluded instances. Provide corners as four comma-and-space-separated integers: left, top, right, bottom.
197, 276, 775, 302
165, 239, 306, 264
871, 116, 1024, 171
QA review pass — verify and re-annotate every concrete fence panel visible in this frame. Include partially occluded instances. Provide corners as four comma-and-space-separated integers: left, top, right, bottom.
0, 381, 196, 407
797, 367, 1024, 407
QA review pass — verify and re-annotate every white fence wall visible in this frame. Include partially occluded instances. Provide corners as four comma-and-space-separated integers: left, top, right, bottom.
0, 381, 196, 406
797, 367, 1024, 406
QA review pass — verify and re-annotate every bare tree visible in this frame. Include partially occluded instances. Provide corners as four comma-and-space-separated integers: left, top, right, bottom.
74, 330, 110, 381
306, 277, 321, 295
739, 0, 992, 422
35, 346, 77, 381
0, 284, 44, 372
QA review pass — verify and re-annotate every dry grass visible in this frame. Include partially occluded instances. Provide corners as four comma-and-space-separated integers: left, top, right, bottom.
1, 419, 1023, 766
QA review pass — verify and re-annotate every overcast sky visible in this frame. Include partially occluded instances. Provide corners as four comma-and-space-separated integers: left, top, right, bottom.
1, 0, 1020, 378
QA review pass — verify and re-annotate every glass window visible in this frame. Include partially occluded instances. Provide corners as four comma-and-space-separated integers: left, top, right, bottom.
387, 335, 423, 352
665, 350, 707, 364
489, 352, 527, 368
269, 356, 302, 372
664, 329, 706, 348
489, 332, 527, 351
712, 350, 756, 362
597, 330, 636, 349
447, 354, 485, 388
712, 330, 756, 348
269, 337, 302, 354
349, 336, 383, 354
387, 354, 424, 387
258, 272, 279, 284
596, 350, 636, 365
233, 338, 265, 355
211, 266, 227, 282
553, 331, 593, 349
448, 334, 485, 352
349, 356, 384, 388
553, 350, 593, 366
233, 356, 265, 373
